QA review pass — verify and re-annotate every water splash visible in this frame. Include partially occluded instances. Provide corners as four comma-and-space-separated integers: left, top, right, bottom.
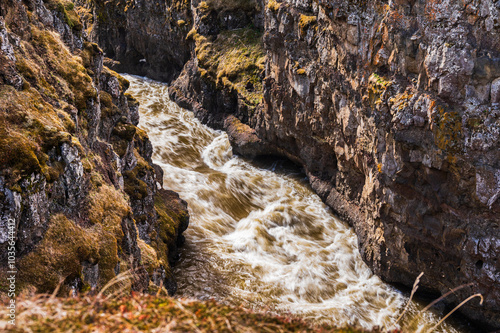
125, 75, 465, 332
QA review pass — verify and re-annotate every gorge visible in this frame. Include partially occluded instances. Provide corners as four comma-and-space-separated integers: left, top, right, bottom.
0, 0, 499, 331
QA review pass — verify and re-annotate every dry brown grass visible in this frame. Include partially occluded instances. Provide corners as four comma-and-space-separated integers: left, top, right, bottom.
0, 291, 369, 333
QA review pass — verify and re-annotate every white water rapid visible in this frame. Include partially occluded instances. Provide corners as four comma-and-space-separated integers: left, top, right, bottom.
125, 74, 470, 333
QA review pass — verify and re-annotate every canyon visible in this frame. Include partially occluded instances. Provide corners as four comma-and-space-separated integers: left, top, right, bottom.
84, 0, 500, 328
0, 0, 499, 330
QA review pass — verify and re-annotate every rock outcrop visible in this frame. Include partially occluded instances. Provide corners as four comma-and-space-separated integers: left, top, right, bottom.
78, 0, 192, 82
0, 0, 188, 295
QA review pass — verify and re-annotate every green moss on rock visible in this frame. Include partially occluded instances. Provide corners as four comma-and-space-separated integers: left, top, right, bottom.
195, 27, 265, 107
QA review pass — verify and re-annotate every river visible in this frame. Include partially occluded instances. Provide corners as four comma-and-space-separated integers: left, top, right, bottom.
124, 74, 471, 333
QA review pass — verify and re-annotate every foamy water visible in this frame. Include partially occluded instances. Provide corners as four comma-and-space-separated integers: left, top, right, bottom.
124, 74, 466, 332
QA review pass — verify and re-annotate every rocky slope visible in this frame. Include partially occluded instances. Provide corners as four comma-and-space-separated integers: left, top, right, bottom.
0, 0, 188, 296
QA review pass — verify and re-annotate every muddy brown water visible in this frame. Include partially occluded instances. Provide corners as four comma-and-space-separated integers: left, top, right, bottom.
125, 74, 475, 333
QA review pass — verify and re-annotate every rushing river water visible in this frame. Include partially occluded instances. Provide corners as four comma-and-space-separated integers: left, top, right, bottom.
125, 75, 471, 332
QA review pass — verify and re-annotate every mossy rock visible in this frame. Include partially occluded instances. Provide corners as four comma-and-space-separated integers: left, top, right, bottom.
298, 14, 317, 36
138, 239, 161, 274
123, 167, 149, 201
194, 27, 265, 108
15, 214, 101, 293
103, 67, 130, 91
88, 183, 131, 241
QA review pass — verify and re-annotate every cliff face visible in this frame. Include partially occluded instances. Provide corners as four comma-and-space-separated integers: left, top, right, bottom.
79, 0, 192, 82
258, 0, 500, 327
99, 0, 500, 328
0, 0, 188, 295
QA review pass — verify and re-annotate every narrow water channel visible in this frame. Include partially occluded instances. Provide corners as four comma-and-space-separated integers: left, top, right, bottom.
124, 75, 467, 333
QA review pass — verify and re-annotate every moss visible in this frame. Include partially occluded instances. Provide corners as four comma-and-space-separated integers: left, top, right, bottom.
56, 1, 83, 31
195, 27, 265, 107
177, 19, 186, 27
110, 123, 137, 157
267, 0, 281, 12
30, 26, 97, 111
88, 184, 131, 241
123, 168, 149, 201
298, 14, 317, 36
112, 122, 137, 141
103, 67, 130, 91
0, 84, 72, 184
80, 42, 101, 69
46, 160, 65, 183
138, 239, 161, 274
124, 92, 139, 108
96, 232, 120, 288
15, 214, 101, 293
154, 197, 177, 242
13, 184, 133, 293
100, 90, 122, 119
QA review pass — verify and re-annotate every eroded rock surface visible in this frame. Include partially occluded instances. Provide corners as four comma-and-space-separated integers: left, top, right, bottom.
0, 0, 188, 296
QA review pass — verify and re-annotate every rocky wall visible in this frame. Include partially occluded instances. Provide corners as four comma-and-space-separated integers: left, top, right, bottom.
0, 0, 188, 296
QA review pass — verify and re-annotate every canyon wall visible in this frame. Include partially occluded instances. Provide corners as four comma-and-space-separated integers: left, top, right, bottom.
0, 0, 188, 295
257, 0, 500, 328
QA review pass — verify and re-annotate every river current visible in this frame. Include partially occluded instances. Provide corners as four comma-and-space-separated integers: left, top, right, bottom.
125, 75, 469, 333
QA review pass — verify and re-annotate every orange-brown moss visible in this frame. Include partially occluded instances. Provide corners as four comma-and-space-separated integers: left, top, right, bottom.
14, 214, 101, 293
298, 14, 317, 36
88, 184, 131, 241
138, 239, 161, 274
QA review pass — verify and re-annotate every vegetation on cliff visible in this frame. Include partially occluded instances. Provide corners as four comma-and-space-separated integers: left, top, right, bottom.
190, 26, 265, 108
0, 0, 188, 297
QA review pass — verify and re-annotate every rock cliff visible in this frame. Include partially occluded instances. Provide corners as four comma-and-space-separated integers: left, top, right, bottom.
256, 0, 500, 328
0, 0, 188, 295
